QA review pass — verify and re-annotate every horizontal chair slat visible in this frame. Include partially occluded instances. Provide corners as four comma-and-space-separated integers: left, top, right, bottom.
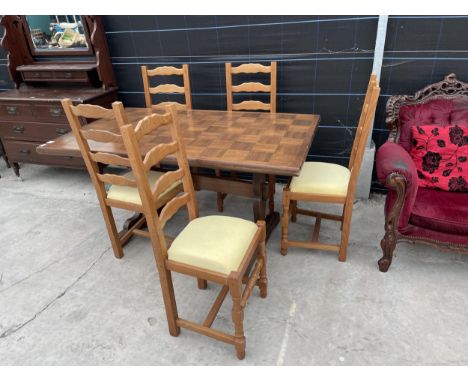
150, 84, 185, 94
81, 129, 123, 143
152, 168, 184, 199
232, 82, 271, 93
71, 104, 116, 119
90, 152, 130, 167
147, 66, 183, 76
231, 63, 272, 74
232, 100, 270, 111
295, 208, 344, 222
143, 141, 179, 171
176, 318, 236, 345
98, 173, 136, 187
133, 229, 151, 238
134, 113, 172, 140
286, 240, 340, 252
153, 101, 186, 110
159, 192, 190, 229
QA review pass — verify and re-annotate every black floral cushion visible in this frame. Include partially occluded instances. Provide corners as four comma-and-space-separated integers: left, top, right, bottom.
410, 125, 468, 192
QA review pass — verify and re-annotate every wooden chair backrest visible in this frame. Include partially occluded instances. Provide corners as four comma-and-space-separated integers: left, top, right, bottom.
119, 105, 198, 259
61, 99, 140, 208
141, 64, 192, 111
346, 75, 381, 200
348, 73, 378, 170
225, 62, 277, 113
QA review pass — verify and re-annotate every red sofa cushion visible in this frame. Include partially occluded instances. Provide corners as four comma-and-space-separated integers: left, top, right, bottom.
410, 124, 468, 191
409, 188, 468, 235
399, 98, 468, 151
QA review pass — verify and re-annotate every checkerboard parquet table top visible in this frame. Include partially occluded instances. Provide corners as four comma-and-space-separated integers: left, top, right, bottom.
37, 108, 320, 176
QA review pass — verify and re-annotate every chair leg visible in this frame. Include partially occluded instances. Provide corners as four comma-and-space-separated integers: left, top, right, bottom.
281, 191, 290, 256
197, 278, 208, 289
229, 278, 246, 360
338, 202, 353, 262
158, 268, 180, 337
291, 200, 297, 222
101, 205, 124, 259
340, 205, 345, 231
257, 222, 268, 298
379, 236, 396, 272
378, 215, 399, 272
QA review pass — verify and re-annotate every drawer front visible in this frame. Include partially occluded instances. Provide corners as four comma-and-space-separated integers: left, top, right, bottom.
22, 71, 54, 81
0, 103, 33, 120
0, 121, 71, 141
4, 140, 84, 167
32, 103, 67, 123
54, 71, 88, 80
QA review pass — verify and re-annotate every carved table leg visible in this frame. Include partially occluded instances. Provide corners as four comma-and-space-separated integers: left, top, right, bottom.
268, 174, 276, 216
253, 173, 280, 241
252, 173, 266, 222
378, 174, 406, 272
119, 213, 146, 247
215, 169, 225, 212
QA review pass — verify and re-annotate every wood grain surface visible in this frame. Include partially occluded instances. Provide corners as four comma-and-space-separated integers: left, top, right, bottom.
37, 108, 319, 176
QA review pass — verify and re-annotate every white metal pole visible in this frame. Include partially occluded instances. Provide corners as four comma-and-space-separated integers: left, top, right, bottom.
367, 15, 388, 148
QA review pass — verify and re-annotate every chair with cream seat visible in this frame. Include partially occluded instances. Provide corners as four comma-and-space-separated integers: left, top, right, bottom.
61, 99, 182, 259
119, 105, 267, 359
141, 64, 192, 110
280, 74, 380, 261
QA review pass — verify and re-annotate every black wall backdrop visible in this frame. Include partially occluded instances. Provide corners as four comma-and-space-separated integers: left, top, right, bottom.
1, 15, 467, 191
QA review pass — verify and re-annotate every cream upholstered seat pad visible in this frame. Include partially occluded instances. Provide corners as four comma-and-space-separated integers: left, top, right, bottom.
168, 215, 258, 275
290, 162, 350, 197
107, 170, 179, 205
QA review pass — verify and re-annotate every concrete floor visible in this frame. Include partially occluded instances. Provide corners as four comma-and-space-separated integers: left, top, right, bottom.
1, 160, 468, 366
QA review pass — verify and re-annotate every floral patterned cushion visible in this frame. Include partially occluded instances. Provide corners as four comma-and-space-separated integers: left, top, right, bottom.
410, 124, 468, 192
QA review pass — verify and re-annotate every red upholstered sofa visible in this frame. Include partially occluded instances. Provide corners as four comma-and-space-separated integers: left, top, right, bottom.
376, 74, 468, 272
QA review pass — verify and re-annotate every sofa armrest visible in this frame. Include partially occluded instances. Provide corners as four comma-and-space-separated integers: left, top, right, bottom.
376, 142, 419, 231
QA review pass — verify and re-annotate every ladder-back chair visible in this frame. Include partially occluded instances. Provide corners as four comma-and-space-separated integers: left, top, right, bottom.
215, 61, 277, 212
61, 99, 182, 259
119, 105, 268, 359
141, 64, 192, 110
280, 74, 380, 262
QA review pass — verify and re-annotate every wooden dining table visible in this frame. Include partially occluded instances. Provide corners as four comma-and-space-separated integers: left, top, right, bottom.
37, 108, 320, 240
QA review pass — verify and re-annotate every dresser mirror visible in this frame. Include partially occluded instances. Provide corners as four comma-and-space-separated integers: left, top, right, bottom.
22, 15, 92, 56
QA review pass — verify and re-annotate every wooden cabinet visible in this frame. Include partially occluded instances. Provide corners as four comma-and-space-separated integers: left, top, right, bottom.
0, 87, 118, 174
0, 15, 117, 177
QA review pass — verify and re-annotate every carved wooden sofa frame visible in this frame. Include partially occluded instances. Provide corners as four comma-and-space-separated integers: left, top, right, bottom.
377, 73, 468, 272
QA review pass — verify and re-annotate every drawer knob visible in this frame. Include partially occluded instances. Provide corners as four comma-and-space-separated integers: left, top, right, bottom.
20, 149, 31, 155
13, 125, 25, 133
49, 107, 62, 117
56, 127, 69, 135
32, 72, 41, 78
64, 72, 72, 78
6, 106, 17, 115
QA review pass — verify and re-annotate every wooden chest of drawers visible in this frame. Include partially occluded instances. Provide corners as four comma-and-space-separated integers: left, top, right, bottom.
0, 86, 118, 177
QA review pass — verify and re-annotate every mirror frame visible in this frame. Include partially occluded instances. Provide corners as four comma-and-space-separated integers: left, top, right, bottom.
20, 15, 94, 56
